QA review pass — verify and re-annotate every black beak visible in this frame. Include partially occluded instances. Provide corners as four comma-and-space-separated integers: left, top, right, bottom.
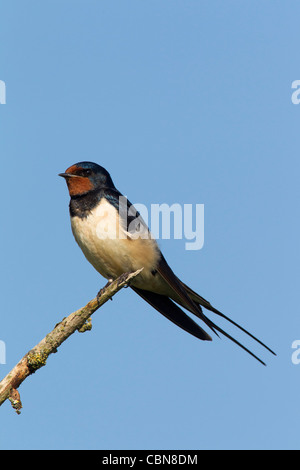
58, 173, 80, 178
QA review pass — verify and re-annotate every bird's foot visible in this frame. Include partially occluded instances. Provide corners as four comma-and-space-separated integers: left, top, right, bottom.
97, 279, 114, 301
117, 271, 132, 288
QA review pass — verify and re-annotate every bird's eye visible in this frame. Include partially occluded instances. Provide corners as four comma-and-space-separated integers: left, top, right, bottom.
80, 169, 92, 177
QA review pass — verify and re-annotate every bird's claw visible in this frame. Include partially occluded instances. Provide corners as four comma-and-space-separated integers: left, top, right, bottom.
97, 279, 114, 302
117, 271, 132, 288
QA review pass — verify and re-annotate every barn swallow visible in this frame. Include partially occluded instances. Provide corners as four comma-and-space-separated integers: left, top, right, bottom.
59, 161, 275, 365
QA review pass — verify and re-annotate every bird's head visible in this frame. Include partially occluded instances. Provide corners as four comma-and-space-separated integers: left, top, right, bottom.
59, 162, 115, 197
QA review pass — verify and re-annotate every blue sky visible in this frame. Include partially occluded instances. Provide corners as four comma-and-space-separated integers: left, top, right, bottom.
0, 1, 299, 450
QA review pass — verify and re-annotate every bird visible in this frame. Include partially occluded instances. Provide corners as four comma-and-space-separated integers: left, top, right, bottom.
59, 161, 275, 365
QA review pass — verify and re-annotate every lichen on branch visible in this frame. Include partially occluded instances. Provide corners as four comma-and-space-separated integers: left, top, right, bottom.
0, 269, 143, 414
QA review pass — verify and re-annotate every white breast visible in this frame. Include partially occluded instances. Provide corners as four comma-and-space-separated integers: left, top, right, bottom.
71, 198, 161, 282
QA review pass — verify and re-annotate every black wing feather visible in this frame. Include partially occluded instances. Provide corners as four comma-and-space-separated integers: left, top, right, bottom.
156, 255, 272, 365
131, 286, 212, 342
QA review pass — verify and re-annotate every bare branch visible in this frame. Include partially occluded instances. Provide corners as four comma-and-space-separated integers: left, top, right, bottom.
0, 269, 143, 414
